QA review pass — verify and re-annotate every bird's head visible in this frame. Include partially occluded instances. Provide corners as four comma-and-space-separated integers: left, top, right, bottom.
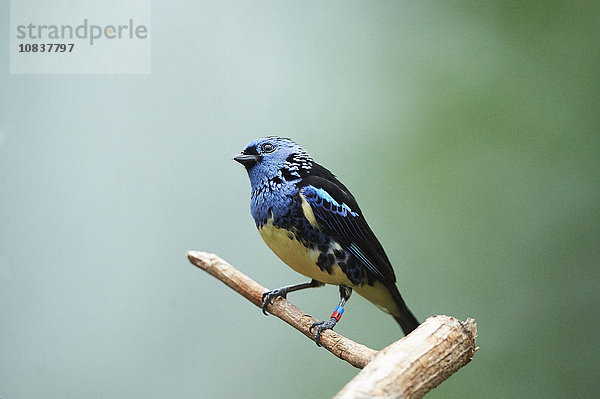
234, 136, 312, 188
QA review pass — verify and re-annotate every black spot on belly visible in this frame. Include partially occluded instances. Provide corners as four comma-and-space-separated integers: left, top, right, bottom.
327, 253, 335, 266
316, 253, 328, 268
344, 255, 365, 285
334, 249, 345, 260
347, 267, 363, 284
316, 252, 334, 274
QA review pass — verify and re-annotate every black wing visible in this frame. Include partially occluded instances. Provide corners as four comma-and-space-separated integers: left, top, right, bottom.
298, 162, 396, 285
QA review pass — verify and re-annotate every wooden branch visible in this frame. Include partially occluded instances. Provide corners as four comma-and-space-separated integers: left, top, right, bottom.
187, 251, 477, 398
334, 316, 477, 399
187, 250, 376, 368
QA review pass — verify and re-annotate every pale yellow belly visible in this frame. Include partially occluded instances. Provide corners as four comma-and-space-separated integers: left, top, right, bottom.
354, 281, 399, 316
258, 221, 352, 286
258, 220, 401, 316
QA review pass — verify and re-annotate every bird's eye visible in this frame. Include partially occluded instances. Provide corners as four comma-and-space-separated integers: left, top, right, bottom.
261, 143, 275, 153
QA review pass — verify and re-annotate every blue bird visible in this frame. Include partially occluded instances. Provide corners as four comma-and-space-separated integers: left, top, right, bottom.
234, 136, 420, 345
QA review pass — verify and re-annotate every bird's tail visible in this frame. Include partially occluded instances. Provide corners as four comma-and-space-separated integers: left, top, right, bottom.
387, 284, 420, 336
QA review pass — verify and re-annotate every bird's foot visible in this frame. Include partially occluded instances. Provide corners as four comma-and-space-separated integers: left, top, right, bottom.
309, 318, 337, 347
261, 288, 289, 315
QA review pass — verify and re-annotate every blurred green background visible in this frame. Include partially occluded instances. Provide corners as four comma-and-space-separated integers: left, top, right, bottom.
1, 1, 599, 398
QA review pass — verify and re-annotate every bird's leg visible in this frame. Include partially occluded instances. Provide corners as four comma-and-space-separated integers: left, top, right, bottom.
261, 279, 324, 315
310, 285, 352, 347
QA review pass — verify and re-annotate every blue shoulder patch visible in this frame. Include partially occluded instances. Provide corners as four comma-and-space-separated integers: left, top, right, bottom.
301, 186, 359, 217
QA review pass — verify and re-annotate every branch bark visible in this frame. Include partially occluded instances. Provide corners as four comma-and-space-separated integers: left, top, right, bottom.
187, 250, 376, 368
334, 316, 477, 399
187, 250, 477, 398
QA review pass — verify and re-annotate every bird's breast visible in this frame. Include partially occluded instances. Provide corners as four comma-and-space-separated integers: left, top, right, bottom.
258, 220, 352, 286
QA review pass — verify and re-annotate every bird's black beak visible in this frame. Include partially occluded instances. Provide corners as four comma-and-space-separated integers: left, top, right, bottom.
233, 153, 260, 167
